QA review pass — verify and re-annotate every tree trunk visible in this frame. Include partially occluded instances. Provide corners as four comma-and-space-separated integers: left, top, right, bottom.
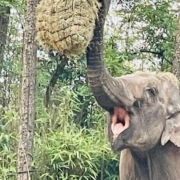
0, 5, 10, 75
0, 6, 10, 107
172, 13, 180, 80
17, 0, 38, 179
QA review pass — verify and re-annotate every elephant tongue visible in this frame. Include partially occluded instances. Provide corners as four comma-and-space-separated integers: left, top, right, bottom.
111, 123, 125, 135
111, 107, 130, 136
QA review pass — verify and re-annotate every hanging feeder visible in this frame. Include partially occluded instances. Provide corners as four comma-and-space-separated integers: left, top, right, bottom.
35, 0, 101, 57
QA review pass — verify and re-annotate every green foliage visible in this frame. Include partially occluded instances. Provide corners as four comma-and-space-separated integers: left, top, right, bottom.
107, 0, 178, 72
34, 128, 118, 180
0, 105, 18, 179
132, 1, 177, 70
34, 63, 119, 179
105, 36, 134, 76
0, 0, 25, 12
0, 0, 179, 179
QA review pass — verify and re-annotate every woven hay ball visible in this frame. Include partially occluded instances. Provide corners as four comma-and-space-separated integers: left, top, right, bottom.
36, 0, 101, 57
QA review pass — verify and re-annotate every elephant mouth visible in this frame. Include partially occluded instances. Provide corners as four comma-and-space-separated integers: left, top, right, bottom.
111, 107, 130, 137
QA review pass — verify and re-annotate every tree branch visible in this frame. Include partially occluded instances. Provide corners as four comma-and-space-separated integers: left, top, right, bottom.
44, 54, 67, 107
132, 48, 172, 65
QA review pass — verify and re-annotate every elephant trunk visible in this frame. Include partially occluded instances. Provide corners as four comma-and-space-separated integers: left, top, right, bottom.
86, 1, 128, 111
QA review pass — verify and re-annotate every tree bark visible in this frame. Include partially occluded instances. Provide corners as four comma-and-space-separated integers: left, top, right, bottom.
172, 14, 180, 80
17, 0, 38, 179
0, 6, 10, 107
0, 5, 10, 75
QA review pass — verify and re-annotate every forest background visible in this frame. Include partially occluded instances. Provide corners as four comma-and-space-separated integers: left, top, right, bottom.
0, 0, 180, 179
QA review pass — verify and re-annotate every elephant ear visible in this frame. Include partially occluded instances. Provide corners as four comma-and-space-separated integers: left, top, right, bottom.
161, 113, 180, 147
160, 79, 180, 147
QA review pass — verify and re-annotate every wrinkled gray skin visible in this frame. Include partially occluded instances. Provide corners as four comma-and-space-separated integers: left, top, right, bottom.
86, 1, 180, 180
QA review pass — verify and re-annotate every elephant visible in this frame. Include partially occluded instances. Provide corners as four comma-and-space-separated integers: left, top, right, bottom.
86, 0, 180, 180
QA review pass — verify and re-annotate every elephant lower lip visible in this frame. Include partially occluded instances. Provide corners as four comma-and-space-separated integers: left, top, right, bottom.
111, 107, 130, 136
111, 136, 126, 152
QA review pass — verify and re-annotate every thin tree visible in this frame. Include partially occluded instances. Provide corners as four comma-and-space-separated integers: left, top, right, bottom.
17, 0, 38, 179
0, 5, 10, 74
0, 5, 10, 107
172, 13, 180, 80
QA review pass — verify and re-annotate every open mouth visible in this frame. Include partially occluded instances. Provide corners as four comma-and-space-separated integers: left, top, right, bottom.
111, 107, 130, 137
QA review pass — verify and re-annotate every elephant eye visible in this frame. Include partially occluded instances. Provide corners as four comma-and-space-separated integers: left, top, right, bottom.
133, 100, 141, 108
146, 87, 156, 97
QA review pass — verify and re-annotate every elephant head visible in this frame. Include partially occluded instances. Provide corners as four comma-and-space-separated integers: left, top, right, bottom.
86, 0, 180, 152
